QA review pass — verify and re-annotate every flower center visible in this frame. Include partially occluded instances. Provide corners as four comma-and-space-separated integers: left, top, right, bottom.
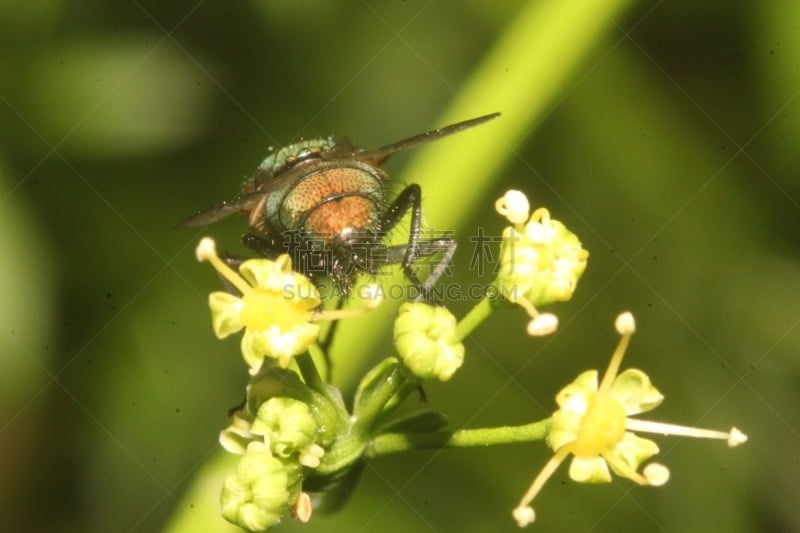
571, 394, 626, 458
240, 288, 312, 331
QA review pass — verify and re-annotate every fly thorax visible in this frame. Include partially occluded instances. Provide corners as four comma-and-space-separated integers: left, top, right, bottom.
258, 138, 335, 175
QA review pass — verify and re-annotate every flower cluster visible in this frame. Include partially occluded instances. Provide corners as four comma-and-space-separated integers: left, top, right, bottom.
219, 396, 324, 531
188, 189, 747, 532
216, 362, 350, 533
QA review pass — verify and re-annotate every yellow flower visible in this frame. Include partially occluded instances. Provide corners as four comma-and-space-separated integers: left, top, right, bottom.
494, 190, 588, 336
512, 312, 747, 527
547, 367, 664, 484
196, 237, 381, 373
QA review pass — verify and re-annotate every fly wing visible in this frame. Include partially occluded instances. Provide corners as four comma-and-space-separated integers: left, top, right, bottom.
175, 192, 264, 229
176, 166, 305, 229
350, 112, 500, 166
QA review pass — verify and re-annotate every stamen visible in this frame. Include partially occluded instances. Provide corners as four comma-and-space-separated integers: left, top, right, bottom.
728, 427, 748, 447
512, 445, 572, 526
317, 306, 371, 321
195, 238, 252, 295
299, 443, 325, 468
195, 237, 217, 261
643, 463, 670, 486
515, 295, 538, 317
291, 492, 312, 523
598, 314, 634, 394
530, 207, 550, 224
313, 284, 384, 321
615, 312, 636, 335
527, 313, 559, 336
525, 208, 553, 244
512, 506, 535, 528
495, 190, 530, 227
625, 419, 748, 447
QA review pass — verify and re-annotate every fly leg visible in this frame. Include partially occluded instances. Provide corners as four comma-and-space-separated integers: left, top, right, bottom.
242, 232, 282, 257
385, 236, 457, 302
379, 184, 456, 301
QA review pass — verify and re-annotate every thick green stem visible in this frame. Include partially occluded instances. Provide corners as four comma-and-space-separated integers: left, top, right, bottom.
456, 295, 495, 341
367, 418, 551, 457
351, 364, 410, 438
296, 347, 334, 403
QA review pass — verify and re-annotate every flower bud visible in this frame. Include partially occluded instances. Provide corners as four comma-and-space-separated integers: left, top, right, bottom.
220, 443, 302, 531
250, 397, 320, 459
394, 303, 465, 381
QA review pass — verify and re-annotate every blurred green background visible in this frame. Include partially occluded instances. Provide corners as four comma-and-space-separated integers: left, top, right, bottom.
2, 1, 798, 531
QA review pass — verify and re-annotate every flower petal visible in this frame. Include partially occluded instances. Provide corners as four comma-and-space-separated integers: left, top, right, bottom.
609, 368, 664, 415
241, 328, 270, 371
239, 258, 283, 291
555, 370, 598, 409
604, 431, 660, 481
219, 415, 254, 455
548, 410, 581, 452
238, 256, 322, 310
549, 370, 599, 450
568, 456, 612, 483
209, 292, 244, 338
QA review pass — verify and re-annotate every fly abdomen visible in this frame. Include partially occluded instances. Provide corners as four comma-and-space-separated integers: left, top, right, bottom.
276, 160, 385, 243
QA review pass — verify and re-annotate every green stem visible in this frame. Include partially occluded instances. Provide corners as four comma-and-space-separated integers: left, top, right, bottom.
456, 295, 495, 341
296, 347, 332, 400
352, 364, 409, 438
367, 418, 551, 457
